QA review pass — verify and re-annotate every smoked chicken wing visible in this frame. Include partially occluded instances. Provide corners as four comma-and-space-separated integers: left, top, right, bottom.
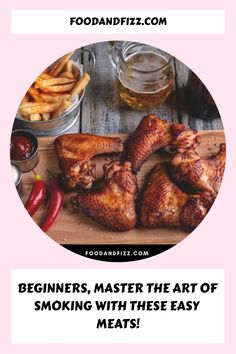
54, 134, 123, 190
140, 162, 213, 231
125, 114, 199, 172
70, 161, 138, 231
171, 143, 226, 198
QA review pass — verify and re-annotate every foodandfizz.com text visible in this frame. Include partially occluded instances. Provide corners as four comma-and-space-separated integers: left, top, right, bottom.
70, 17, 167, 26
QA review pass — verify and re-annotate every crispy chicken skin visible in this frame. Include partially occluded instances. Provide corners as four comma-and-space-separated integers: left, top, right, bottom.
54, 134, 123, 190
171, 143, 226, 198
140, 162, 213, 231
70, 161, 138, 231
125, 114, 199, 172
180, 192, 214, 231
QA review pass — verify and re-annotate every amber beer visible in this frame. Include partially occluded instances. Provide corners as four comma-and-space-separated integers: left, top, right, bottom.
116, 43, 174, 110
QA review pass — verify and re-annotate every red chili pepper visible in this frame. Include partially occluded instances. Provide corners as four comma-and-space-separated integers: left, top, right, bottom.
25, 171, 47, 216
41, 171, 64, 232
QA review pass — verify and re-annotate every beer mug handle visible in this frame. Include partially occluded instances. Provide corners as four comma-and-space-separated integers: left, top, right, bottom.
110, 41, 124, 68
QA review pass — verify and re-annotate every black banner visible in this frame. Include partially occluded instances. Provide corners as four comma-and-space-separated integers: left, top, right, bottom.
62, 244, 173, 262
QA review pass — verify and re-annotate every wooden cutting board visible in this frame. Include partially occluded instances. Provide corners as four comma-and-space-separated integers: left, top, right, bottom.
19, 131, 225, 245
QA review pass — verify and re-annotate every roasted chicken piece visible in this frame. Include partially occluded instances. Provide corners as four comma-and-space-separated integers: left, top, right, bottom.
70, 161, 138, 231
171, 143, 226, 198
125, 114, 199, 172
54, 134, 123, 190
140, 162, 213, 231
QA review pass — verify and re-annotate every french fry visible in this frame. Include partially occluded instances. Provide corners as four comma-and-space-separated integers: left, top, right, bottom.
42, 68, 50, 74
35, 77, 75, 89
19, 102, 61, 115
71, 73, 90, 98
22, 114, 30, 120
28, 86, 43, 103
40, 93, 71, 103
49, 51, 74, 77
58, 71, 74, 79
66, 60, 74, 73
29, 113, 41, 121
20, 93, 30, 105
39, 73, 54, 80
19, 52, 91, 122
41, 82, 75, 93
51, 100, 72, 118
42, 113, 50, 121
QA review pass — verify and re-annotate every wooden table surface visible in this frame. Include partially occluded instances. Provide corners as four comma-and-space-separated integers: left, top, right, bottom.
13, 41, 223, 134
72, 41, 223, 135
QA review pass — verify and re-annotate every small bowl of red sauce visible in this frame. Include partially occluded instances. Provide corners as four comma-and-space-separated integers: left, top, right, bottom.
10, 130, 39, 172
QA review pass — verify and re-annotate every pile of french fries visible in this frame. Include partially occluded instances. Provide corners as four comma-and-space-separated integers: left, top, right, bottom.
19, 51, 90, 121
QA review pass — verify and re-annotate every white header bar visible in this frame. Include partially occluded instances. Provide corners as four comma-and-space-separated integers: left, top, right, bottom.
11, 10, 225, 34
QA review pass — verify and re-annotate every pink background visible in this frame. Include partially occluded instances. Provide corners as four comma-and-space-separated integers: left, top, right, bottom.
1, 0, 235, 353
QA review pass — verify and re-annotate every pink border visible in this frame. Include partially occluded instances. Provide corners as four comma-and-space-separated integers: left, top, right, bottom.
1, 1, 235, 353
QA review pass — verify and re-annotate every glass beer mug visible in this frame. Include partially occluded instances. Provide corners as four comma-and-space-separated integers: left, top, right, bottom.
116, 42, 174, 110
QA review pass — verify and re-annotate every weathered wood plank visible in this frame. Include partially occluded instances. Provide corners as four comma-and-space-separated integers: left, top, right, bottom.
203, 118, 223, 130
80, 42, 121, 134
174, 58, 190, 126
